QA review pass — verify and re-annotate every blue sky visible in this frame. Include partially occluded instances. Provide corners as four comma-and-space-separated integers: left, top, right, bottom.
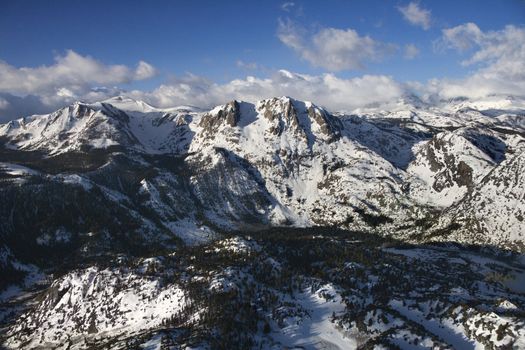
0, 0, 524, 118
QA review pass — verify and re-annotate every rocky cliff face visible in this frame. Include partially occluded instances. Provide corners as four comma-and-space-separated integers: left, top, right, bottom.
429, 150, 525, 251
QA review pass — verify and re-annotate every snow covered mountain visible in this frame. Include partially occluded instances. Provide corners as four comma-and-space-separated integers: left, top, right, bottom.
0, 97, 197, 155
0, 95, 524, 251
1, 95, 525, 349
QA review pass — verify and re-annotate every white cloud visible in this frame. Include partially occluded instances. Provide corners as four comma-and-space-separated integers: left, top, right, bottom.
404, 44, 420, 59
277, 19, 397, 71
442, 23, 525, 75
56, 87, 76, 98
431, 23, 525, 99
0, 50, 156, 96
398, 2, 431, 30
281, 2, 295, 11
135, 61, 157, 80
0, 69, 405, 119
126, 70, 404, 112
440, 22, 483, 51
0, 51, 157, 120
0, 97, 9, 110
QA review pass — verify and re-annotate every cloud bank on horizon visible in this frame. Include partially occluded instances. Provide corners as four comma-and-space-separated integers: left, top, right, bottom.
0, 1, 524, 121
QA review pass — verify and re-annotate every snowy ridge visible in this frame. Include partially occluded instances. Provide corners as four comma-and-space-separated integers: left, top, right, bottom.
407, 128, 497, 207
0, 99, 198, 155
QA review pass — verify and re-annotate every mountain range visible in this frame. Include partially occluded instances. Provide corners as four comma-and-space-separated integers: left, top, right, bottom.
1, 95, 523, 252
1, 95, 524, 349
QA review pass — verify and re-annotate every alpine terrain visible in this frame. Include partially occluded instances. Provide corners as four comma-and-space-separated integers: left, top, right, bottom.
0, 95, 524, 349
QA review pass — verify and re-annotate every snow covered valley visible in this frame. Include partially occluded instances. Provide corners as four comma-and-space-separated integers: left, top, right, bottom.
2, 230, 524, 349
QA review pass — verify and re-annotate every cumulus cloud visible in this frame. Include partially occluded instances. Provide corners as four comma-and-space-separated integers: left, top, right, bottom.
398, 2, 431, 30
431, 23, 525, 99
0, 50, 156, 96
134, 61, 157, 80
0, 50, 157, 120
441, 23, 524, 74
404, 44, 420, 59
277, 19, 397, 71
439, 22, 483, 52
